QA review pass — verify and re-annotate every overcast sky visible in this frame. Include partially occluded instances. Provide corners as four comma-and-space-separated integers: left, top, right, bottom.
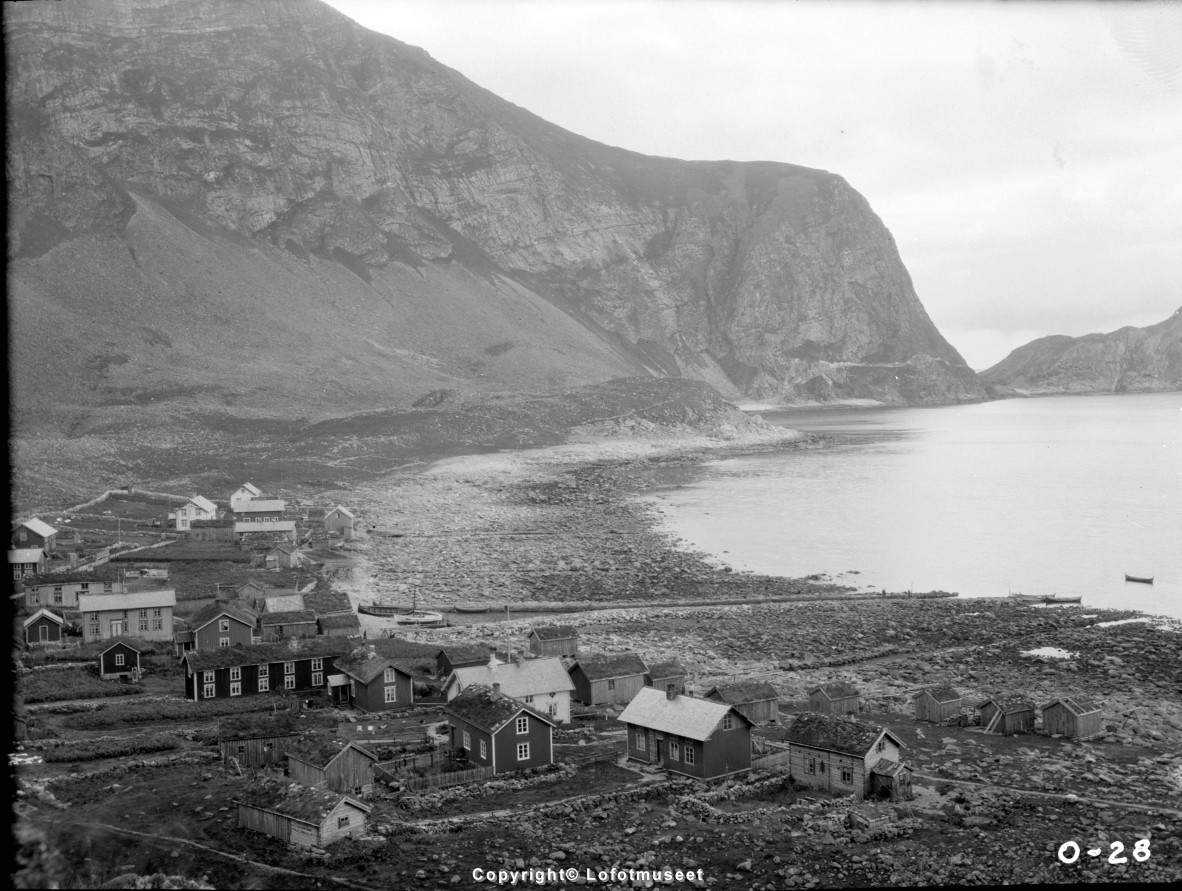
324, 0, 1182, 370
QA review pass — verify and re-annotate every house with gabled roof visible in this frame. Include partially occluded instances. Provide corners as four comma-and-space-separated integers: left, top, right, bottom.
329, 647, 414, 712
22, 608, 66, 646
444, 684, 558, 774
1040, 697, 1102, 740
704, 681, 780, 724
99, 639, 142, 679
181, 601, 258, 652
977, 695, 1036, 734
445, 655, 574, 724
235, 781, 370, 848
808, 681, 860, 716
9, 548, 47, 581
317, 612, 362, 638
436, 643, 494, 678
645, 660, 687, 697
259, 610, 318, 641
24, 571, 127, 610
619, 686, 753, 781
170, 495, 218, 531
323, 506, 357, 540
286, 736, 379, 795
230, 482, 262, 512
183, 637, 354, 701
783, 712, 911, 801
12, 518, 57, 552
528, 625, 578, 658
913, 685, 964, 723
78, 589, 176, 643
568, 653, 649, 707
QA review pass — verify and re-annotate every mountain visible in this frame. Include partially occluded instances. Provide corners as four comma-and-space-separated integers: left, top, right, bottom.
980, 308, 1182, 397
6, 0, 983, 439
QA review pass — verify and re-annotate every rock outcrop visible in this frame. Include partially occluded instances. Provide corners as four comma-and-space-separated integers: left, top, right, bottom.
980, 308, 1182, 396
6, 0, 982, 425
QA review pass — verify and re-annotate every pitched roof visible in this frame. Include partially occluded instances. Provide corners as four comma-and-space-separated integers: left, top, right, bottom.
1041, 696, 1100, 716
23, 608, 66, 628
316, 613, 361, 630
530, 625, 577, 641
445, 684, 557, 734
235, 782, 370, 825
326, 506, 355, 519
978, 695, 1036, 714
17, 518, 58, 538
8, 549, 45, 563
571, 653, 649, 681
646, 660, 686, 680
783, 712, 900, 757
186, 601, 257, 631
99, 638, 145, 655
183, 637, 354, 671
705, 681, 779, 704
78, 589, 176, 612
260, 610, 317, 626
810, 682, 859, 700
24, 567, 127, 586
236, 483, 262, 497
618, 688, 748, 741
189, 495, 217, 513
333, 648, 412, 684
286, 736, 377, 768
263, 594, 306, 613
450, 657, 574, 698
870, 758, 909, 778
916, 685, 963, 704
437, 644, 494, 664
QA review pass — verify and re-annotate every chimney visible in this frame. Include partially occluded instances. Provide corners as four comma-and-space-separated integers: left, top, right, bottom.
666, 684, 677, 701
488, 653, 498, 671
367, 650, 376, 660
492, 682, 501, 698
288, 636, 299, 652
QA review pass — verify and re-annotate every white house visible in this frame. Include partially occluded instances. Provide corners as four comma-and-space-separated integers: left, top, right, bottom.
230, 483, 262, 512
444, 655, 575, 724
170, 495, 218, 531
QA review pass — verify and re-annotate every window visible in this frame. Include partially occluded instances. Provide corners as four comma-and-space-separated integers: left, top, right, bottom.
219, 619, 230, 632
337, 816, 350, 829
105, 582, 114, 592
204, 671, 215, 684
608, 679, 616, 690
230, 682, 241, 697
312, 672, 323, 686
230, 667, 242, 681
115, 653, 125, 667
722, 714, 734, 731
152, 608, 161, 617
462, 731, 471, 750
203, 683, 216, 699
219, 637, 230, 648
140, 609, 148, 618
669, 741, 680, 761
312, 658, 324, 672
237, 744, 246, 755
139, 620, 149, 632
381, 667, 397, 683
153, 619, 163, 631
819, 761, 826, 774
80, 583, 89, 592
636, 732, 646, 752
258, 674, 270, 692
876, 738, 886, 753
683, 745, 695, 765
384, 685, 397, 703
284, 662, 295, 675
53, 592, 63, 605
284, 676, 296, 690
524, 695, 534, 703
841, 765, 853, 785
18, 531, 26, 542
516, 716, 529, 735
479, 740, 487, 759
546, 702, 557, 717
516, 742, 530, 761
806, 757, 815, 775
89, 620, 100, 636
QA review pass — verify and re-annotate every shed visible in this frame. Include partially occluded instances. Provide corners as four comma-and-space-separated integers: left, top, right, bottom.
23, 608, 66, 646
219, 713, 299, 768
323, 506, 356, 540
259, 610, 318, 641
978, 695, 1036, 735
808, 682, 860, 716
317, 613, 362, 637
913, 685, 964, 723
235, 784, 371, 848
99, 639, 142, 679
436, 643, 494, 678
619, 687, 753, 781
568, 653, 649, 706
645, 661, 687, 697
286, 737, 379, 795
12, 518, 58, 551
703, 681, 780, 724
1040, 697, 1102, 740
528, 625, 579, 658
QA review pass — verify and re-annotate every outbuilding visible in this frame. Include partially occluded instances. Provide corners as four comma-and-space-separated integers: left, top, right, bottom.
978, 695, 1037, 735
219, 713, 299, 769
913, 685, 964, 723
808, 682, 860, 716
1040, 697, 1102, 740
235, 783, 370, 848
285, 737, 379, 795
323, 506, 357, 540
317, 612, 362, 638
568, 653, 649, 706
784, 712, 910, 801
704, 681, 780, 724
645, 661, 687, 697
99, 639, 142, 679
528, 625, 578, 658
436, 643, 494, 678
259, 610, 318, 641
22, 608, 66, 646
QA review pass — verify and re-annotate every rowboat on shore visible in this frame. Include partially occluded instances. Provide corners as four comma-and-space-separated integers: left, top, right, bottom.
1009, 592, 1045, 603
1124, 574, 1154, 584
1042, 594, 1082, 604
395, 609, 446, 626
453, 605, 492, 614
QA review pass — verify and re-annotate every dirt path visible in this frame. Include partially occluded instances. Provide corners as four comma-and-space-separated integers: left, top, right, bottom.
911, 773, 1182, 818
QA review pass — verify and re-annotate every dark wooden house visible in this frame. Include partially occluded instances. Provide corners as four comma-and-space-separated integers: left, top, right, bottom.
317, 612, 362, 638
704, 681, 780, 724
445, 684, 557, 775
1041, 697, 1102, 740
330, 648, 414, 712
436, 644, 493, 679
645, 661, 688, 697
259, 610, 318, 641
188, 517, 235, 542
286, 737, 379, 795
913, 685, 964, 723
528, 625, 579, 658
22, 608, 65, 646
12, 518, 57, 552
219, 713, 299, 769
978, 695, 1036, 734
784, 712, 911, 801
182, 637, 354, 701
620, 687, 753, 781
808, 682, 860, 716
235, 783, 371, 848
99, 639, 143, 679
568, 653, 650, 706
184, 601, 258, 652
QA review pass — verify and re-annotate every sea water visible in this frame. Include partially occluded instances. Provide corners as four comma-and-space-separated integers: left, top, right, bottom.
645, 392, 1182, 620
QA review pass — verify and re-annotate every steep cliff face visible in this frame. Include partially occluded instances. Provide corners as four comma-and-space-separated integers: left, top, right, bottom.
980, 308, 1182, 396
6, 0, 982, 422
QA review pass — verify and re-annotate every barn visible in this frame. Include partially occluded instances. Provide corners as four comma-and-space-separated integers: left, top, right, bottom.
235, 784, 371, 848
285, 737, 379, 795
1041, 697, 1102, 740
913, 685, 964, 723
808, 682, 860, 716
703, 681, 780, 724
22, 609, 66, 646
528, 625, 578, 658
568, 653, 649, 706
978, 695, 1036, 734
219, 713, 299, 769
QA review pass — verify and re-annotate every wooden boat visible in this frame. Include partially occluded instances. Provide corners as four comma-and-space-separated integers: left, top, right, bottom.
1009, 592, 1045, 603
1042, 594, 1082, 604
395, 609, 445, 626
454, 605, 491, 614
358, 602, 406, 617
1124, 574, 1154, 584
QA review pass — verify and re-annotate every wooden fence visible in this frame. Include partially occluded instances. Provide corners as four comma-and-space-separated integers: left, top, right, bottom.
384, 765, 495, 792
375, 750, 449, 775
751, 749, 793, 771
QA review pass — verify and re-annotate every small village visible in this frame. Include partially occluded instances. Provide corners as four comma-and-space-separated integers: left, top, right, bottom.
10, 478, 1182, 889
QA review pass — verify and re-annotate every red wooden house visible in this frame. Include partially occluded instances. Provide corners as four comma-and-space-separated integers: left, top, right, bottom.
99, 639, 142, 679
184, 601, 258, 652
619, 687, 753, 781
329, 647, 415, 712
445, 684, 557, 775
22, 608, 66, 646
182, 638, 353, 701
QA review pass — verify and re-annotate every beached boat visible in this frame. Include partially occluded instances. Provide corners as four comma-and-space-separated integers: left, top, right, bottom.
1042, 594, 1082, 604
454, 605, 492, 614
1124, 574, 1154, 584
1009, 592, 1045, 603
395, 609, 446, 626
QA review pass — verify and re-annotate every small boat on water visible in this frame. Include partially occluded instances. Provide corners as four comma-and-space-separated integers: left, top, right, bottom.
1124, 574, 1154, 584
395, 610, 446, 626
360, 581, 447, 626
1042, 594, 1082, 604
454, 605, 492, 614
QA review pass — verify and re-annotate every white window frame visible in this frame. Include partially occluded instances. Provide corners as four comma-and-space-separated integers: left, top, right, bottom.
479, 739, 487, 759
219, 619, 230, 632
203, 670, 214, 684
462, 731, 471, 750
876, 738, 886, 753
312, 672, 323, 687
683, 745, 695, 765
722, 713, 733, 731
384, 685, 397, 703
203, 683, 216, 699
312, 658, 324, 671
219, 637, 230, 648
636, 731, 646, 752
230, 681, 241, 697
139, 620, 149, 632
516, 742, 530, 761
516, 716, 529, 735
153, 619, 163, 630
283, 675, 296, 690
284, 661, 295, 675
114, 653, 125, 667
669, 740, 680, 761
524, 694, 534, 703
230, 666, 242, 681
258, 674, 270, 692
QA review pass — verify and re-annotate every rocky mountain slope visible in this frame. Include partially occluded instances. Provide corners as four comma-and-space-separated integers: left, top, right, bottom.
980, 307, 1182, 396
6, 0, 982, 438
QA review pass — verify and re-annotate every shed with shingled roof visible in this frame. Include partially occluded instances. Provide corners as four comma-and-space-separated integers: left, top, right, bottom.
568, 653, 649, 707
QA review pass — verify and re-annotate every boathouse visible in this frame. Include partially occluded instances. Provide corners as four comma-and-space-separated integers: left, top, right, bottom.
1040, 697, 1102, 740
808, 682, 860, 716
978, 695, 1036, 734
913, 685, 964, 723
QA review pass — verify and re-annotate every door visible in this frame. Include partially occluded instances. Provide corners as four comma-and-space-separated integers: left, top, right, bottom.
39, 624, 49, 642
110, 620, 124, 637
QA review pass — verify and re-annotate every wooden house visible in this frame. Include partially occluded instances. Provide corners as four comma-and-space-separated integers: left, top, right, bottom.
99, 639, 142, 679
183, 601, 258, 652
230, 482, 263, 512
233, 519, 297, 542
24, 572, 125, 610
569, 653, 650, 707
704, 681, 780, 724
286, 737, 379, 795
317, 613, 362, 638
259, 610, 318, 641
446, 656, 575, 723
645, 661, 687, 697
182, 637, 354, 701
323, 506, 356, 540
9, 548, 47, 581
78, 589, 176, 643
235, 783, 371, 848
913, 685, 964, 723
170, 495, 218, 531
12, 518, 58, 552
264, 545, 316, 571
808, 682, 860, 716
188, 517, 235, 542
620, 687, 753, 781
1040, 697, 1102, 740
978, 695, 1036, 735
329, 647, 414, 712
22, 609, 66, 646
218, 713, 299, 768
445, 684, 557, 775
528, 625, 579, 658
784, 712, 911, 801
436, 644, 493, 679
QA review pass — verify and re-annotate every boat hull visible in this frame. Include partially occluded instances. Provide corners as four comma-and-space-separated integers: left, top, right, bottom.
1042, 595, 1082, 604
1124, 575, 1154, 584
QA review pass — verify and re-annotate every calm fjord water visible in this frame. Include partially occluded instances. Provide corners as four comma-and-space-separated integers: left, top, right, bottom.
647, 393, 1182, 620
